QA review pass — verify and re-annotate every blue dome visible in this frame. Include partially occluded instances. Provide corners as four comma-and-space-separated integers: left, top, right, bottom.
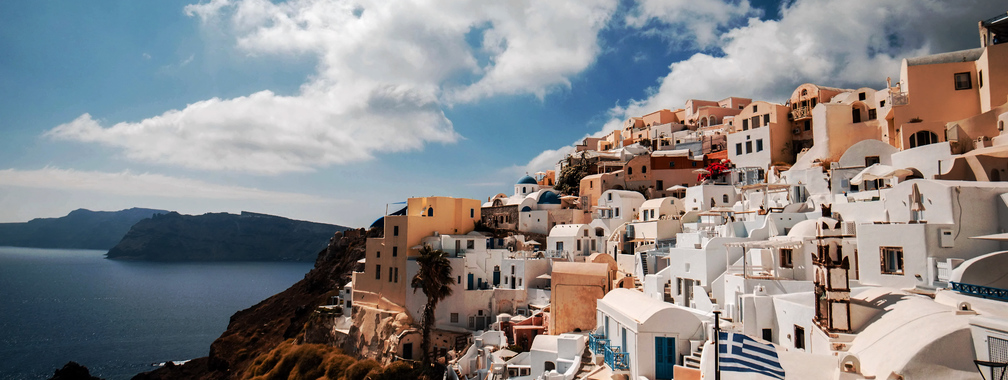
537, 191, 561, 205
517, 175, 538, 185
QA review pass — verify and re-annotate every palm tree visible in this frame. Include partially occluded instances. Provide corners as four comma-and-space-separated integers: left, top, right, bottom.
411, 244, 454, 377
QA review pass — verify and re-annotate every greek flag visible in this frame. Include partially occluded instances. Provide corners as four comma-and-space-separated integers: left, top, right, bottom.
719, 332, 786, 379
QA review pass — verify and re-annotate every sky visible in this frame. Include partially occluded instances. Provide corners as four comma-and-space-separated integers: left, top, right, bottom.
1, 0, 1005, 228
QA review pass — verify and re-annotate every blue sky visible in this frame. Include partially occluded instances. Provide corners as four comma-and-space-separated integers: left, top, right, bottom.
0, 0, 1003, 227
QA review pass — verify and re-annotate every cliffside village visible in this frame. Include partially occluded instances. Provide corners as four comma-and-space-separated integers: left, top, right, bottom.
329, 13, 1008, 380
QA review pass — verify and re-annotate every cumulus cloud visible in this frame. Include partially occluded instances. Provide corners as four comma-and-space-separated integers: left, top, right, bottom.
49, 0, 619, 174
520, 0, 1003, 172
0, 167, 335, 202
625, 0, 756, 49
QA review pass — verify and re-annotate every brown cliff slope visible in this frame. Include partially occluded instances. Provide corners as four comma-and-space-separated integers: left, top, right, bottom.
132, 228, 372, 380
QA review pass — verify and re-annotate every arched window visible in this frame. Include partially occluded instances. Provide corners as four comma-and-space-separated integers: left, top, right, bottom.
801, 89, 808, 96
709, 115, 716, 125
641, 166, 647, 174
427, 207, 434, 217
627, 167, 633, 175
909, 130, 938, 148
991, 169, 1001, 182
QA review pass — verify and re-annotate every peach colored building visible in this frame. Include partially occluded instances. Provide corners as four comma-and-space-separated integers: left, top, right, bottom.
353, 196, 482, 309
548, 262, 612, 335
727, 101, 794, 169
787, 83, 850, 153
650, 149, 707, 193
888, 39, 1008, 151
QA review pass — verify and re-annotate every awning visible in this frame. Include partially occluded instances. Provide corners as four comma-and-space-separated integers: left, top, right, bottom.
851, 163, 913, 185
970, 233, 1008, 241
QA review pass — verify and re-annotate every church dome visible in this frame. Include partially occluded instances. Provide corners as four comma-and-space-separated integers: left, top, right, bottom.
537, 190, 561, 205
517, 175, 538, 185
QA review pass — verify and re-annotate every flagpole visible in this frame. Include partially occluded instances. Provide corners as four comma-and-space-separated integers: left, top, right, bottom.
713, 309, 721, 380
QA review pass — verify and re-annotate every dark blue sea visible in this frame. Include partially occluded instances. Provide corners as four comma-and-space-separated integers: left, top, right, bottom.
0, 247, 315, 380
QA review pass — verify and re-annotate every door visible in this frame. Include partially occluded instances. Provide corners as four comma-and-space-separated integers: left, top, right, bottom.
467, 273, 474, 290
403, 343, 413, 360
655, 336, 676, 379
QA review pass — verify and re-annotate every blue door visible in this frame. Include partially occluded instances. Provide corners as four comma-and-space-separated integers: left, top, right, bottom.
467, 273, 474, 290
655, 336, 676, 379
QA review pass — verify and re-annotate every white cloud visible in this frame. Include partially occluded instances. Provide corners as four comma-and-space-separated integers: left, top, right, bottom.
520, 0, 1004, 172
50, 0, 619, 174
625, 0, 756, 49
180, 53, 195, 66
0, 167, 336, 203
142, 52, 152, 60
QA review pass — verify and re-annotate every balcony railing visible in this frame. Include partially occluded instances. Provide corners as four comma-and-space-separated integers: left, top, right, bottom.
950, 282, 1008, 301
589, 333, 629, 370
890, 91, 908, 106
790, 106, 813, 120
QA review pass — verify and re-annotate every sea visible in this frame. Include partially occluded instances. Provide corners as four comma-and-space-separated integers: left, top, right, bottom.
0, 246, 315, 380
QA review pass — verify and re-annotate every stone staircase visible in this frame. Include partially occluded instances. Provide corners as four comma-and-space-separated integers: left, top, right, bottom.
683, 343, 704, 370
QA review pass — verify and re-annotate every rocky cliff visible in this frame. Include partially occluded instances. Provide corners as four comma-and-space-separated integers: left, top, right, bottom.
0, 208, 168, 250
106, 211, 348, 261
132, 227, 372, 380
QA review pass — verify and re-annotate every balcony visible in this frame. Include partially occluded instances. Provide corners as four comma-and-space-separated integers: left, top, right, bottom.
790, 106, 813, 121
890, 91, 908, 106
589, 333, 630, 371
950, 282, 1008, 301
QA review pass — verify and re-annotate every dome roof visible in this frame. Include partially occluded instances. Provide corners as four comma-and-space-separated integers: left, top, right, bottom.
517, 175, 538, 185
537, 190, 561, 205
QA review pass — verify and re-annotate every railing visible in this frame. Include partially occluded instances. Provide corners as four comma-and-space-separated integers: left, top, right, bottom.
890, 91, 908, 106
589, 333, 629, 370
791, 106, 813, 120
950, 282, 1008, 301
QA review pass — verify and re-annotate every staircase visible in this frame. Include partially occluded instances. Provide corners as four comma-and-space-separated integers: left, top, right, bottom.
639, 252, 649, 276
683, 344, 704, 370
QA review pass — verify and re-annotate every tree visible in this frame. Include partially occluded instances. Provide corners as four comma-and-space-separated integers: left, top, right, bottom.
411, 244, 454, 378
555, 152, 591, 195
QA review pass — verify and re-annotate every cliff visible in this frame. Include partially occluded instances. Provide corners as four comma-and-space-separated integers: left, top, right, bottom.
131, 228, 373, 380
106, 211, 349, 261
0, 208, 169, 250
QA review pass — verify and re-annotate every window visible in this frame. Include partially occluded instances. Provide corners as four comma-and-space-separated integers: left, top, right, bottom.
393, 225, 399, 236
657, 180, 664, 189
393, 246, 398, 257
880, 100, 886, 108
577, 240, 581, 251
556, 241, 563, 251
753, 105, 758, 112
794, 325, 805, 349
722, 194, 729, 203
954, 72, 972, 90
880, 246, 904, 274
615, 208, 620, 217
467, 240, 474, 250
852, 108, 861, 123
804, 120, 811, 131
471, 208, 475, 218
763, 114, 770, 125
858, 92, 866, 101
756, 139, 764, 152
394, 267, 399, 283
669, 161, 675, 168
518, 278, 522, 287
742, 119, 749, 130
745, 141, 753, 154
868, 109, 877, 120
641, 166, 647, 174
736, 143, 743, 155
780, 248, 793, 268
909, 130, 938, 148
751, 116, 759, 128
376, 250, 380, 258
677, 278, 683, 295
451, 313, 459, 323
627, 167, 632, 175
388, 267, 393, 282
865, 156, 880, 167
980, 70, 984, 87
512, 265, 516, 275
427, 207, 434, 217
608, 193, 612, 201
763, 328, 773, 342
375, 265, 381, 280
458, 276, 462, 284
